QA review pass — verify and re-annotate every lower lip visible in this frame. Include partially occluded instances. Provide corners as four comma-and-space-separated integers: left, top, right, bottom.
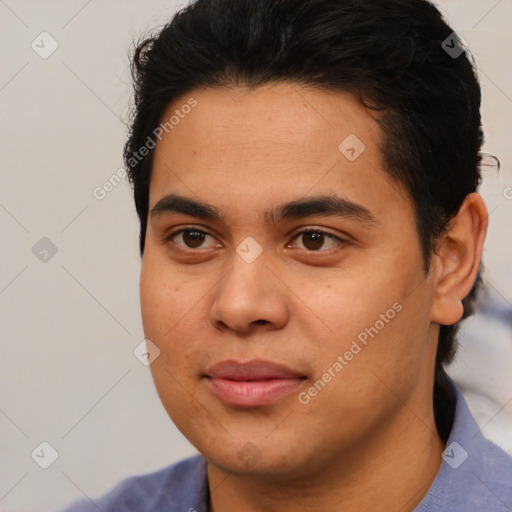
205, 377, 305, 407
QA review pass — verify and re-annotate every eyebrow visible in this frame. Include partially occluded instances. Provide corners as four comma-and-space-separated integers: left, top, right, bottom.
150, 193, 376, 225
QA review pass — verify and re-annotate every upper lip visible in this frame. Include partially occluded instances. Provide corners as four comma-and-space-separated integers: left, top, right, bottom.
205, 359, 305, 380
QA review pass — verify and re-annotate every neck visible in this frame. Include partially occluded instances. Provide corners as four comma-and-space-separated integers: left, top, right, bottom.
207, 394, 444, 512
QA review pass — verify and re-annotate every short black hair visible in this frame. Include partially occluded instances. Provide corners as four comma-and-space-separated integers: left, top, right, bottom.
124, 0, 485, 399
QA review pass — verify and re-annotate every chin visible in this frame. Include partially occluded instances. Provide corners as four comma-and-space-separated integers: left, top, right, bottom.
200, 437, 315, 480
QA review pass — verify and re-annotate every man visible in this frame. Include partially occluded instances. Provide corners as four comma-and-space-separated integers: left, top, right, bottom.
61, 0, 512, 510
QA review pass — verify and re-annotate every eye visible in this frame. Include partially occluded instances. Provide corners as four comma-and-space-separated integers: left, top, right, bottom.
166, 227, 221, 250
288, 229, 346, 252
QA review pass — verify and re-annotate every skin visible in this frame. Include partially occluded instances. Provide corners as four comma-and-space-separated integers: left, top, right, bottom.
140, 82, 488, 512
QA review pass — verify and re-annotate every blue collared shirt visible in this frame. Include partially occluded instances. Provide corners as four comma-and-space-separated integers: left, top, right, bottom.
60, 380, 512, 511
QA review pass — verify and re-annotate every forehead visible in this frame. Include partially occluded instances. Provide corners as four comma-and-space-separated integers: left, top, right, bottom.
149, 83, 411, 220
155, 83, 377, 157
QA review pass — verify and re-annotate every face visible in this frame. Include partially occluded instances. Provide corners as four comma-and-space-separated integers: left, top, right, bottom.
140, 83, 439, 479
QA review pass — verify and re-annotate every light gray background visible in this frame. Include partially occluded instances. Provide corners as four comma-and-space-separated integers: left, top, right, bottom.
0, 1, 511, 511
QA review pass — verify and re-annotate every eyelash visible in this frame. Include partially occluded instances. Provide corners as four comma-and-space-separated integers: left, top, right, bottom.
164, 226, 347, 253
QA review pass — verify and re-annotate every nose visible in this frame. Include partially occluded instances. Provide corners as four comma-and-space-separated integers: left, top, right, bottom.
208, 248, 289, 334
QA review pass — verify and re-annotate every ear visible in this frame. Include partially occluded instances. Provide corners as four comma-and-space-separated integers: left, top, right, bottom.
430, 193, 488, 326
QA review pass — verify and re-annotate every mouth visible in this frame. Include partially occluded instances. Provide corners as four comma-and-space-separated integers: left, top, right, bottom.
204, 359, 307, 407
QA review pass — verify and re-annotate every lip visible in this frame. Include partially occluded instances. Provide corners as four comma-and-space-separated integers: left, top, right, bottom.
204, 359, 307, 407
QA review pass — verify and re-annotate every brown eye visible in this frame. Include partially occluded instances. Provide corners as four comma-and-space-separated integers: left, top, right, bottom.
168, 228, 220, 250
290, 230, 344, 252
181, 230, 207, 248
301, 231, 325, 250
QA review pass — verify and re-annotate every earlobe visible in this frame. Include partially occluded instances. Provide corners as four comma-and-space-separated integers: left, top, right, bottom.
430, 193, 488, 326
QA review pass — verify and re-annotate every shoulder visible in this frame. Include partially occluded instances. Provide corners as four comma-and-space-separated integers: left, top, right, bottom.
57, 454, 208, 512
471, 433, 512, 506
416, 379, 512, 512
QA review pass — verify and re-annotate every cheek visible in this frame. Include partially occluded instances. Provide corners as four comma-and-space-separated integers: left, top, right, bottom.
300, 261, 430, 388
141, 260, 208, 432
140, 253, 196, 338
140, 259, 200, 381
299, 267, 401, 342
302, 299, 430, 438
